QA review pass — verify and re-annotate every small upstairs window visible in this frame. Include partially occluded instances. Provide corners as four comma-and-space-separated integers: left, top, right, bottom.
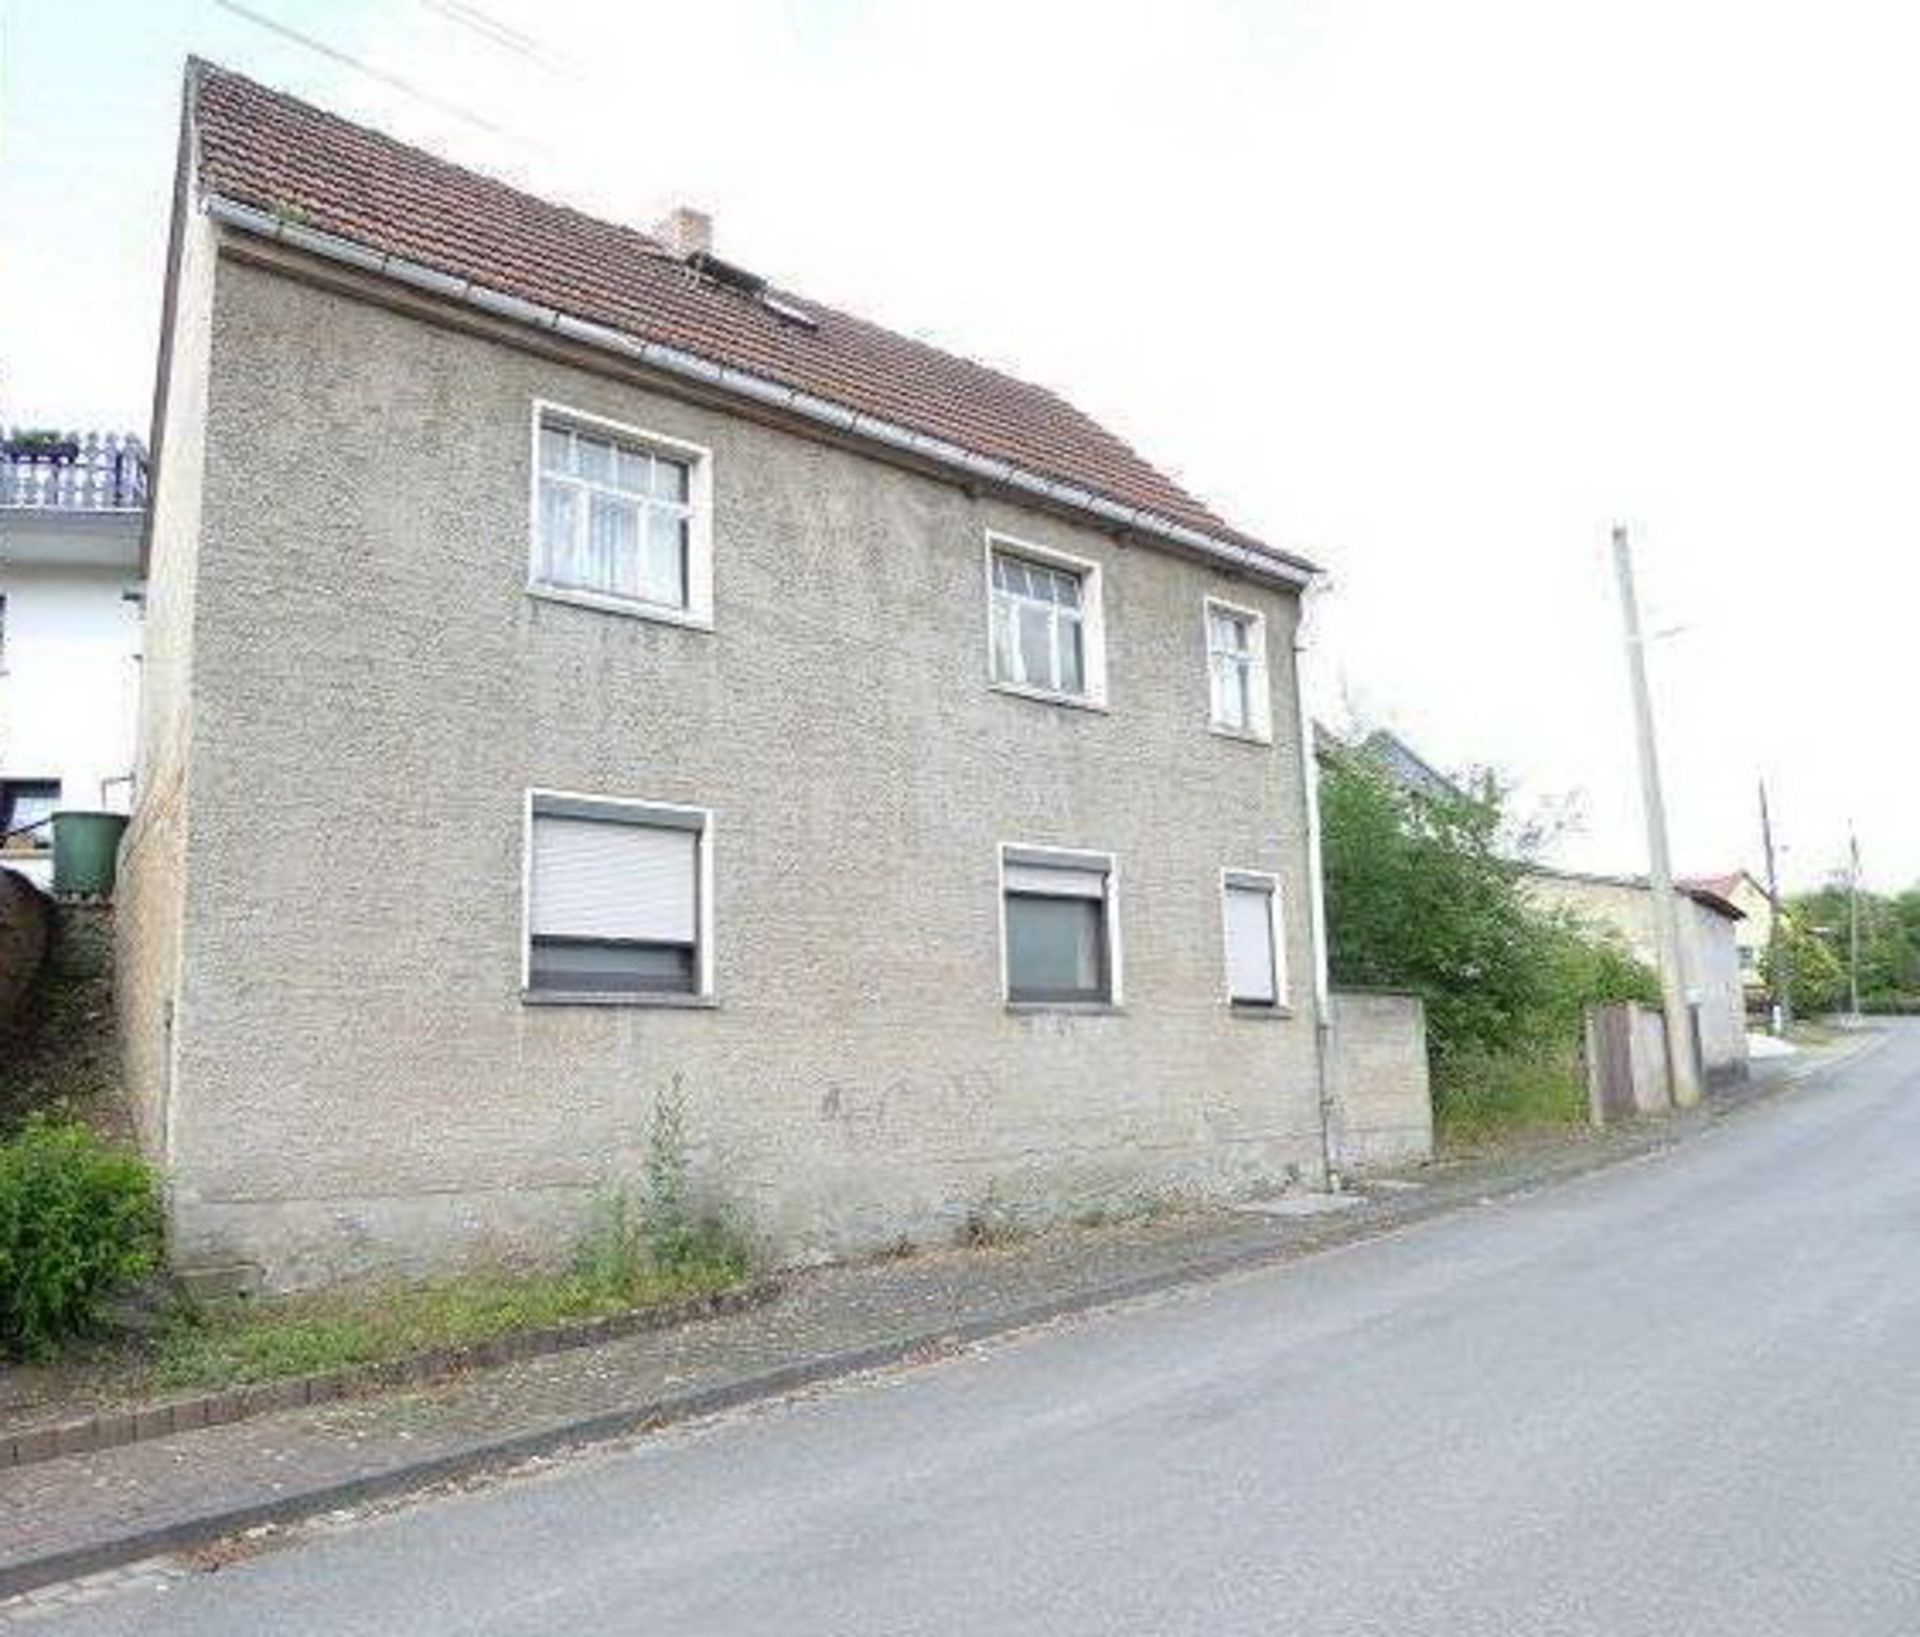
987, 538, 1107, 707
1206, 599, 1271, 740
531, 405, 712, 627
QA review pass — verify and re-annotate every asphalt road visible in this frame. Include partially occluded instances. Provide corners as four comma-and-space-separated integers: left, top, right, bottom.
40, 1025, 1920, 1635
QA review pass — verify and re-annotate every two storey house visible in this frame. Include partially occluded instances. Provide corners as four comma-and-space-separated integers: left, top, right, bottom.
124, 63, 1329, 1289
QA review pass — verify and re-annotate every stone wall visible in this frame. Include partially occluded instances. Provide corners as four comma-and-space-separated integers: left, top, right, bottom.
0, 871, 50, 1033
1327, 990, 1432, 1171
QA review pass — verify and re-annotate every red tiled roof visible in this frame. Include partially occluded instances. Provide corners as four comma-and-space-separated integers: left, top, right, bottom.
1679, 872, 1754, 904
188, 63, 1300, 571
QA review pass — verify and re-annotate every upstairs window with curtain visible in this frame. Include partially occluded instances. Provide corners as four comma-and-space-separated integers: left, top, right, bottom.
533, 409, 707, 622
987, 540, 1106, 706
1206, 600, 1271, 740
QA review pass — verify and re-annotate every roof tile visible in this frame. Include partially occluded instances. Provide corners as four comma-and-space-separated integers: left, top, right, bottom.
188, 63, 1299, 570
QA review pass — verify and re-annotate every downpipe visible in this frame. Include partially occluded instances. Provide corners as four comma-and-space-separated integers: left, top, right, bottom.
1293, 579, 1342, 1193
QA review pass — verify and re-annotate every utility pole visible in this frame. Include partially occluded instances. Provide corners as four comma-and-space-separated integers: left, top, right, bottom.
1758, 779, 1791, 1035
1848, 829, 1863, 1020
1612, 526, 1702, 1107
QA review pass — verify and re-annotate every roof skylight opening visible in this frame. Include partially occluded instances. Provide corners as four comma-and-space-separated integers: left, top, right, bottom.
759, 292, 819, 332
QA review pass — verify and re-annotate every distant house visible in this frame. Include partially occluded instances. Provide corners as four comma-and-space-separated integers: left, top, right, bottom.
1313, 724, 1468, 803
120, 63, 1335, 1289
0, 431, 147, 886
1521, 866, 1748, 1083
1352, 729, 1467, 803
1681, 871, 1774, 1000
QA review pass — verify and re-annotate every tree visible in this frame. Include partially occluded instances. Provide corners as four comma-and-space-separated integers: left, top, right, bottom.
1762, 921, 1847, 1016
1319, 756, 1657, 1063
1778, 882, 1920, 1014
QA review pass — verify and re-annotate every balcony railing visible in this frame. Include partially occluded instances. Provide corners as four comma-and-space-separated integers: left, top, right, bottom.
1, 429, 149, 512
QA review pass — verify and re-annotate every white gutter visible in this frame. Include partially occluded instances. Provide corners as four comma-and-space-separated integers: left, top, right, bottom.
1292, 579, 1340, 1189
204, 193, 1317, 592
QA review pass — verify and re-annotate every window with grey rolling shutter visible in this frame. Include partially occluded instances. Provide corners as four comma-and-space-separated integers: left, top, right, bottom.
1224, 877, 1282, 1006
1003, 852, 1113, 1005
527, 804, 702, 995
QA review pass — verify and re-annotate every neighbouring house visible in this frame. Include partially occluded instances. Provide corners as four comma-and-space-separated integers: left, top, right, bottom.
1348, 727, 1467, 804
1312, 723, 1467, 805
1521, 866, 1748, 1083
0, 430, 148, 888
122, 62, 1342, 1289
1681, 870, 1775, 1004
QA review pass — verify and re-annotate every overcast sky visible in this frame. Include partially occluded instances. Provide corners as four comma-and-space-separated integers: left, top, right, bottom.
3, 0, 1910, 890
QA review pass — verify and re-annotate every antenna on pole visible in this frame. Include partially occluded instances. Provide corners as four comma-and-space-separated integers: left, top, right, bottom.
1612, 525, 1703, 1107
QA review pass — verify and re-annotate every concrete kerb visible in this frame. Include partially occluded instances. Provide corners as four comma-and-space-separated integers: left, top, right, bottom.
0, 1049, 1885, 1603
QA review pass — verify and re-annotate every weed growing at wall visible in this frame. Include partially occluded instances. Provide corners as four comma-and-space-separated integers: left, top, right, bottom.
640, 1080, 751, 1287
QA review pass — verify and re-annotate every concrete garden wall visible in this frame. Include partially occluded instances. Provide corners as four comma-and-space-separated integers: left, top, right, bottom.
1327, 990, 1432, 1171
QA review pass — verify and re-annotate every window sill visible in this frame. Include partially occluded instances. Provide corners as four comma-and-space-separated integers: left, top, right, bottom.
527, 582, 714, 632
521, 990, 718, 1010
1005, 1001, 1124, 1017
989, 680, 1109, 715
1229, 1001, 1295, 1021
1208, 723, 1274, 747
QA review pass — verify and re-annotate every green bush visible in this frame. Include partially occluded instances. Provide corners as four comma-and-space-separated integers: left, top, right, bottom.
0, 1118, 162, 1359
1321, 754, 1662, 1066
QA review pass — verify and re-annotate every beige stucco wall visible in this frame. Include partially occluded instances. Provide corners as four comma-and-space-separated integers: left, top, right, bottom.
146, 249, 1326, 1288
118, 210, 218, 1162
1522, 871, 1748, 1081
1326, 990, 1431, 1171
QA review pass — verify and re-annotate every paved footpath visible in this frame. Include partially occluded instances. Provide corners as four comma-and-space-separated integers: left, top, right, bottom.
0, 1029, 1882, 1621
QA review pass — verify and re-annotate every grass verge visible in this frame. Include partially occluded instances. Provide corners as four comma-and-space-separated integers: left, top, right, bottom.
1433, 1043, 1589, 1150
154, 1259, 748, 1393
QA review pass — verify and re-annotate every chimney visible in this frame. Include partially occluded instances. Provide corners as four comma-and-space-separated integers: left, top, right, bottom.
653, 206, 712, 259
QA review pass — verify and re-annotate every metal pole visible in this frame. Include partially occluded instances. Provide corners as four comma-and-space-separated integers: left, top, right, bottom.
1612, 526, 1703, 1106
1759, 780, 1791, 1035
1848, 830, 1862, 1019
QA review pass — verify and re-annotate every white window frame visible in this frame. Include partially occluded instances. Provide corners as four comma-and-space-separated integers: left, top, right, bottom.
1220, 867, 1288, 1010
997, 841, 1123, 1008
521, 787, 716, 1003
1204, 596, 1272, 743
983, 533, 1109, 710
528, 399, 715, 631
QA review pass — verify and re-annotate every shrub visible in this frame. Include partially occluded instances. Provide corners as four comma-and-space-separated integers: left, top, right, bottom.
0, 1118, 162, 1359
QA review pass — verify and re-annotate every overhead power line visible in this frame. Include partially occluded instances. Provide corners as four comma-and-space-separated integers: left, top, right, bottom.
416, 0, 568, 72
212, 0, 537, 144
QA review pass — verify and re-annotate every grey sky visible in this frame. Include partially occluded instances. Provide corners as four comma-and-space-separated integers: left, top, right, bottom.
3, 0, 1908, 890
